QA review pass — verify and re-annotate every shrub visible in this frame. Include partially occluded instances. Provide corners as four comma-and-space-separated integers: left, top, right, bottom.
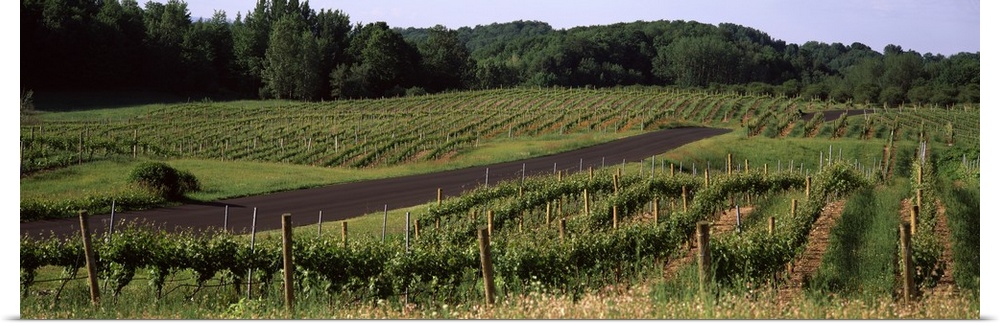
127, 162, 199, 200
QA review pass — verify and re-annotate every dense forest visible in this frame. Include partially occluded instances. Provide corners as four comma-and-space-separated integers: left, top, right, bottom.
21, 0, 979, 106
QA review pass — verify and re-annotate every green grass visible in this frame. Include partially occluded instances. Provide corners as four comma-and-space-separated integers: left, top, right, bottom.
940, 178, 980, 293
809, 182, 909, 299
22, 131, 629, 206
661, 130, 895, 176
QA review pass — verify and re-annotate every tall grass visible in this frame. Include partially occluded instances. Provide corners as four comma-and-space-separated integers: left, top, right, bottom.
809, 182, 909, 299
940, 179, 980, 293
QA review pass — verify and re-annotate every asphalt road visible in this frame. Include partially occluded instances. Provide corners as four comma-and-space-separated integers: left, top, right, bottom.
20, 108, 864, 240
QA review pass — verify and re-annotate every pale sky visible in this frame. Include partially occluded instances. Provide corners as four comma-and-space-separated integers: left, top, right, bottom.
186, 0, 982, 56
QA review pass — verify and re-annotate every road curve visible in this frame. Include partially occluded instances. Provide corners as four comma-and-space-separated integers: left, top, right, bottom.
21, 127, 731, 239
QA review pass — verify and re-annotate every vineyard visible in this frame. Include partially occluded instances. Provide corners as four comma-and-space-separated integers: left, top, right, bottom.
19, 87, 980, 318
20, 87, 979, 222
19, 88, 978, 174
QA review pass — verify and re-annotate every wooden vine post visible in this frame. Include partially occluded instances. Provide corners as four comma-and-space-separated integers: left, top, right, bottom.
414, 219, 421, 239
559, 218, 566, 243
437, 188, 442, 206
281, 213, 295, 311
613, 174, 620, 194
478, 228, 496, 306
791, 199, 798, 218
682, 185, 688, 212
612, 206, 619, 229
900, 222, 915, 304
487, 210, 494, 237
653, 198, 659, 224
704, 170, 710, 187
909, 205, 919, 235
79, 211, 100, 306
697, 221, 712, 294
583, 189, 590, 215
727, 153, 732, 175
805, 176, 812, 198
341, 221, 348, 247
916, 188, 923, 211
917, 164, 923, 185
768, 216, 775, 235
670, 163, 675, 177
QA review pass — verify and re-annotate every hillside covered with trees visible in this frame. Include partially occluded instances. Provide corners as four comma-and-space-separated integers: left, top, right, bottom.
21, 0, 979, 106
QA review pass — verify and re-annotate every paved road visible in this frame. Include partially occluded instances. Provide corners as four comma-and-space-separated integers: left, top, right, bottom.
21, 127, 729, 239
21, 109, 864, 240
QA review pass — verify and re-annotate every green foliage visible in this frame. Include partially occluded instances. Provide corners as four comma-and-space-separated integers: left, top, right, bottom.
127, 161, 200, 200
710, 162, 873, 286
22, 0, 979, 104
20, 189, 164, 223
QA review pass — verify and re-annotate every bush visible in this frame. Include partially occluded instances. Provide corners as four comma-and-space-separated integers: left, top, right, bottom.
127, 162, 199, 200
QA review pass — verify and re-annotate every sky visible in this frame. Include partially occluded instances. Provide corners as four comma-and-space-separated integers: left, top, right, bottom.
187, 0, 981, 56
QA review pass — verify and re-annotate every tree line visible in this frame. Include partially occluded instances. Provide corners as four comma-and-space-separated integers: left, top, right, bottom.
21, 0, 979, 106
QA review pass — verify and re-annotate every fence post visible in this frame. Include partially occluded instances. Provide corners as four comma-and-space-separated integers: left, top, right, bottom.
487, 211, 494, 237
247, 208, 257, 300
317, 211, 323, 238
613, 174, 620, 194
805, 177, 811, 199
917, 164, 922, 185
768, 216, 775, 235
916, 188, 923, 212
381, 205, 388, 242
697, 221, 712, 294
613, 206, 618, 229
107, 200, 115, 242
414, 218, 421, 240
900, 222, 915, 304
281, 213, 295, 311
341, 221, 348, 247
653, 198, 659, 225
682, 185, 688, 212
727, 153, 732, 175
559, 218, 566, 243
79, 211, 100, 306
478, 228, 496, 306
735, 205, 741, 233
224, 205, 229, 232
